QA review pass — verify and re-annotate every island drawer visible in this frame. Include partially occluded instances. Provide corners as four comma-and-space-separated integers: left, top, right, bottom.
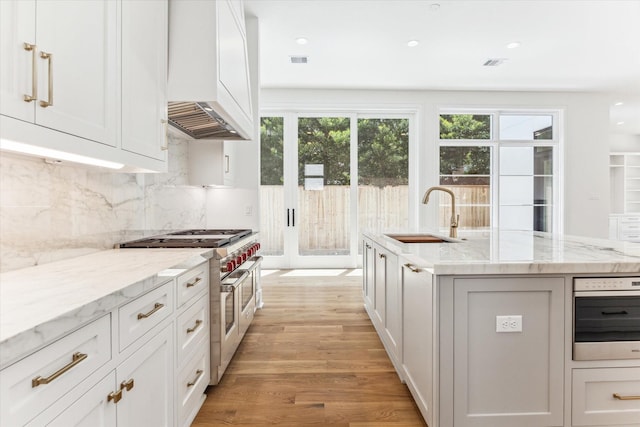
572, 367, 640, 426
119, 280, 174, 351
177, 340, 209, 426
176, 293, 209, 365
177, 262, 209, 308
0, 315, 111, 427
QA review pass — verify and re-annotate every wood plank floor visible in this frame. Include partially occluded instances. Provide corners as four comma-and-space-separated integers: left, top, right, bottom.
192, 269, 427, 427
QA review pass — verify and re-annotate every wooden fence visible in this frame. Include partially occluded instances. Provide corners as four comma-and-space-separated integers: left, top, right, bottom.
259, 185, 489, 254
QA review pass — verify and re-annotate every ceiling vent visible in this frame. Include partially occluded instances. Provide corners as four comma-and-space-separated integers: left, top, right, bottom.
290, 56, 309, 64
483, 58, 506, 66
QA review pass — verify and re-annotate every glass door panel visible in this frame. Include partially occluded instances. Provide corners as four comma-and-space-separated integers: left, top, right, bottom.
357, 118, 409, 254
259, 117, 284, 256
297, 117, 351, 257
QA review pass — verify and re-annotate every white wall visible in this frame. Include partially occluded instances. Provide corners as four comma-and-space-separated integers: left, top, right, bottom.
610, 133, 640, 152
261, 88, 610, 238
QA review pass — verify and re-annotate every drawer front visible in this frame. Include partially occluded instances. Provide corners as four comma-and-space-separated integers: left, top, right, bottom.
177, 341, 210, 427
176, 294, 209, 366
0, 315, 111, 426
572, 367, 640, 426
119, 281, 173, 352
177, 262, 208, 308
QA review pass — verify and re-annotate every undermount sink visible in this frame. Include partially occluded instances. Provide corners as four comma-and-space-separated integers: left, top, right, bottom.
385, 234, 460, 244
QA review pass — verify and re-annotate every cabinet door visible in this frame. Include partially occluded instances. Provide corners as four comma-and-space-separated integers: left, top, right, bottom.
36, 372, 117, 427
401, 262, 434, 426
0, 0, 35, 122
116, 325, 174, 427
452, 277, 564, 427
363, 239, 375, 310
373, 246, 386, 326
121, 0, 168, 161
383, 251, 400, 363
35, 0, 117, 147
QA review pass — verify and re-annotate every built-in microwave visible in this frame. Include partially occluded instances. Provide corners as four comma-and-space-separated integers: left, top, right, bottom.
573, 277, 640, 361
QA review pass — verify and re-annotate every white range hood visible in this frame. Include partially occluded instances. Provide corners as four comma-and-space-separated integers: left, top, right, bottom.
167, 0, 253, 140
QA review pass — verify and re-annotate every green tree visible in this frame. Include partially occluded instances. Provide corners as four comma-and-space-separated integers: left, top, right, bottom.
260, 117, 284, 185
358, 118, 408, 187
298, 117, 350, 185
440, 114, 490, 140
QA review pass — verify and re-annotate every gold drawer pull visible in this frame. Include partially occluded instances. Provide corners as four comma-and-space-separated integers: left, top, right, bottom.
39, 51, 53, 108
613, 393, 640, 400
137, 302, 164, 320
32, 352, 87, 388
379, 253, 386, 259
404, 263, 421, 273
187, 369, 204, 387
23, 42, 37, 102
187, 319, 203, 334
186, 277, 202, 288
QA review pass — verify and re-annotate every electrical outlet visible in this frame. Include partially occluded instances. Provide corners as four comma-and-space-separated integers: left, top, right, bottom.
496, 315, 523, 333
245, 206, 252, 216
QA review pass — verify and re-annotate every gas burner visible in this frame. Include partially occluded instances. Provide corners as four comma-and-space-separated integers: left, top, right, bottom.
119, 237, 231, 248
167, 229, 251, 237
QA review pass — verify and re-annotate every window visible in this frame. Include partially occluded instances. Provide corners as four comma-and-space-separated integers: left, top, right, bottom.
439, 111, 559, 233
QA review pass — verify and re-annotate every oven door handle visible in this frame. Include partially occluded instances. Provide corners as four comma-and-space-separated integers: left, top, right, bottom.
601, 310, 629, 316
246, 256, 263, 273
220, 271, 250, 293
575, 291, 640, 297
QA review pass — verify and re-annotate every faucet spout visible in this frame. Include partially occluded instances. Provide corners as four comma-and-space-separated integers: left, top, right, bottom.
422, 186, 459, 238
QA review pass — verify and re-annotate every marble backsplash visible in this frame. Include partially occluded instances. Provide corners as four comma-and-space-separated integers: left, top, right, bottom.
0, 134, 207, 272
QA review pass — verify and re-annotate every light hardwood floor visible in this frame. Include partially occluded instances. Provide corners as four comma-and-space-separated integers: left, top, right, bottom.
192, 269, 426, 427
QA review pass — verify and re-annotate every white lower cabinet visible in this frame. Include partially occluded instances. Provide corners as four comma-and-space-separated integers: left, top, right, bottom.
572, 367, 640, 426
362, 238, 374, 311
1, 261, 211, 427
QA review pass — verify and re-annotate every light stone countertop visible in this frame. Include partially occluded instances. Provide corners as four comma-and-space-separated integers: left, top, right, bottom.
366, 230, 640, 275
0, 248, 213, 369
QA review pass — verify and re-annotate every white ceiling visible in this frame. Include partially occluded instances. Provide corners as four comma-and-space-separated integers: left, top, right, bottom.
244, 0, 640, 135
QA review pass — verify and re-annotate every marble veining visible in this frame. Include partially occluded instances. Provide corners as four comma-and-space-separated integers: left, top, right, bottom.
0, 134, 207, 273
0, 248, 213, 368
368, 230, 640, 275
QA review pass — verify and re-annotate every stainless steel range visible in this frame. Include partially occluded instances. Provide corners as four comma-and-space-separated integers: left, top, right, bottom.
119, 229, 262, 385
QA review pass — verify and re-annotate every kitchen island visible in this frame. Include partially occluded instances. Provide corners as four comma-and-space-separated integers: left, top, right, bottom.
362, 230, 640, 427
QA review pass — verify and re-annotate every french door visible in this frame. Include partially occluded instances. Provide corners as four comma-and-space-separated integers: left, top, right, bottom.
260, 112, 411, 269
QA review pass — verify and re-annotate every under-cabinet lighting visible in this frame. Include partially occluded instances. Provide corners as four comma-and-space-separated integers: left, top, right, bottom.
0, 138, 125, 169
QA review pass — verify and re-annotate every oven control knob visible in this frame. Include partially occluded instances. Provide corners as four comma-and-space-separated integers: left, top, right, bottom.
236, 256, 242, 265
249, 247, 255, 256
242, 253, 248, 262
225, 261, 234, 272
257, 243, 261, 251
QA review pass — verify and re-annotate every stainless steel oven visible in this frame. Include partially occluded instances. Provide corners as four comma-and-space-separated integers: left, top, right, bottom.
219, 270, 249, 376
573, 277, 640, 361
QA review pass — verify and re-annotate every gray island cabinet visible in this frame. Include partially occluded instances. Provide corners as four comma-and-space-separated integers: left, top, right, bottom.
362, 230, 640, 427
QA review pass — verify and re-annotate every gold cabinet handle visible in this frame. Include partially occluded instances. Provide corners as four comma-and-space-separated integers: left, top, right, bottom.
32, 352, 87, 388
186, 319, 203, 334
137, 302, 164, 320
160, 119, 169, 151
186, 277, 202, 288
108, 378, 135, 404
404, 263, 421, 273
187, 369, 204, 387
23, 43, 37, 102
39, 51, 53, 108
225, 154, 230, 173
613, 393, 640, 400
379, 253, 386, 259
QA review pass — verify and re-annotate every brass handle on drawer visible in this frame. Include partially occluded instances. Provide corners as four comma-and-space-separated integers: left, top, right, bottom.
613, 393, 640, 400
404, 263, 421, 273
32, 352, 87, 388
186, 277, 202, 288
39, 51, 53, 108
23, 43, 37, 102
137, 302, 164, 320
186, 319, 203, 334
187, 369, 204, 387
379, 253, 386, 259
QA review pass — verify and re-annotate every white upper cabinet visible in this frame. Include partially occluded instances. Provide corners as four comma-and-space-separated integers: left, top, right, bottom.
121, 0, 168, 161
1, 0, 117, 147
0, 0, 168, 172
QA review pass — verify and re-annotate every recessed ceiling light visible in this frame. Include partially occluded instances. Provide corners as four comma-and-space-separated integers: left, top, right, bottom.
407, 40, 419, 47
295, 37, 308, 45
290, 56, 308, 64
430, 3, 441, 11
506, 41, 521, 49
614, 101, 624, 106
616, 121, 625, 125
